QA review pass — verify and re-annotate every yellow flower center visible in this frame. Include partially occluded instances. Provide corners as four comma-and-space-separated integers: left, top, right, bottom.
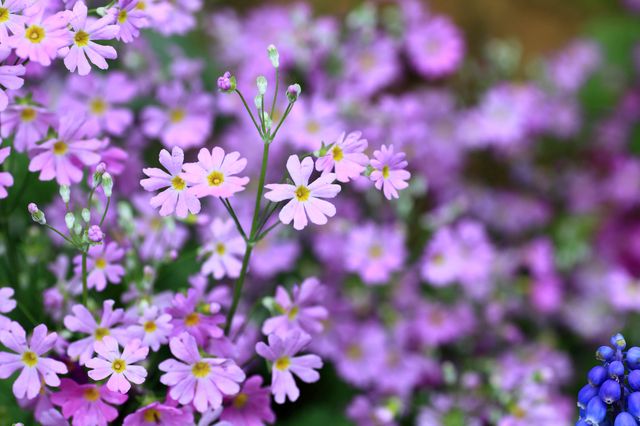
144, 321, 157, 333
275, 356, 290, 370
25, 25, 45, 43
306, 120, 320, 134
185, 312, 200, 326
20, 108, 36, 122
53, 141, 68, 155
216, 243, 226, 256
346, 344, 362, 360
111, 359, 126, 373
382, 165, 390, 179
135, 1, 146, 10
287, 306, 299, 321
432, 253, 445, 265
22, 351, 38, 367
331, 145, 344, 162
169, 108, 185, 123
84, 387, 100, 401
171, 175, 186, 190
74, 29, 90, 47
95, 258, 107, 269
295, 185, 310, 202
143, 409, 162, 422
89, 98, 107, 116
207, 170, 224, 186
369, 244, 383, 258
0, 7, 9, 23
192, 361, 210, 378
94, 327, 110, 341
117, 9, 128, 23
233, 393, 248, 408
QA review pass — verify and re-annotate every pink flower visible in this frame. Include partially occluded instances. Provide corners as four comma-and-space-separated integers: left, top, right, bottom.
50, 379, 128, 426
7, 7, 72, 67
1, 104, 57, 152
158, 332, 246, 412
264, 155, 341, 231
262, 277, 328, 338
182, 146, 249, 199
72, 242, 125, 292
28, 112, 102, 186
141, 146, 201, 219
123, 401, 194, 426
108, 0, 148, 43
0, 322, 68, 399
86, 335, 148, 394
221, 375, 276, 426
63, 299, 127, 365
200, 218, 246, 280
63, 1, 119, 76
87, 225, 103, 243
0, 146, 14, 199
0, 286, 16, 329
369, 144, 410, 200
127, 305, 173, 352
0, 0, 32, 40
255, 329, 323, 404
0, 45, 25, 111
315, 131, 369, 183
166, 288, 224, 346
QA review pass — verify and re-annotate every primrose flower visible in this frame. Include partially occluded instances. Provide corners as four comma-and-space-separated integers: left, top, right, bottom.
0, 0, 32, 40
182, 147, 250, 199
0, 146, 13, 199
221, 375, 276, 426
370, 144, 410, 200
86, 336, 148, 394
1, 104, 58, 152
28, 112, 102, 186
50, 379, 128, 426
108, 0, 148, 43
0, 46, 24, 111
0, 286, 16, 329
72, 242, 125, 292
141, 146, 201, 219
315, 131, 369, 183
7, 7, 71, 67
264, 155, 341, 231
63, 1, 120, 76
123, 401, 194, 426
159, 332, 246, 412
166, 288, 225, 346
126, 305, 173, 352
262, 277, 328, 338
200, 218, 246, 280
0, 322, 68, 399
255, 329, 323, 404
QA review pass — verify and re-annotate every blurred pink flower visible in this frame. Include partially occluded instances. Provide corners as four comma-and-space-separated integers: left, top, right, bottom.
370, 144, 410, 200
315, 130, 369, 183
50, 379, 128, 426
72, 242, 125, 292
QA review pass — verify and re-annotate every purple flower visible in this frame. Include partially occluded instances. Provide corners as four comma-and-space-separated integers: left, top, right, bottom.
87, 225, 103, 243
0, 45, 25, 111
72, 242, 125, 292
50, 379, 128, 426
182, 147, 250, 199
123, 401, 194, 426
0, 322, 68, 399
108, 0, 148, 43
166, 288, 224, 346
0, 146, 13, 199
0, 286, 16, 329
221, 375, 276, 426
141, 146, 201, 219
63, 1, 119, 76
159, 332, 245, 412
200, 218, 246, 280
250, 235, 300, 279
316, 131, 369, 183
86, 336, 148, 394
217, 71, 234, 91
346, 396, 398, 426
127, 305, 173, 352
1, 104, 57, 152
0, 0, 32, 40
369, 144, 410, 200
255, 329, 323, 404
341, 36, 401, 98
264, 155, 341, 231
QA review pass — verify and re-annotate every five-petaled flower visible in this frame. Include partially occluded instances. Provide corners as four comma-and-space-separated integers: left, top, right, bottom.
86, 335, 149, 394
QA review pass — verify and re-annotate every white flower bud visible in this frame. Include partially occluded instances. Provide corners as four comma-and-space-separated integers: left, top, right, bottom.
81, 208, 90, 223
254, 94, 263, 110
102, 173, 113, 197
74, 223, 82, 235
263, 112, 272, 132
65, 213, 75, 229
59, 185, 70, 203
267, 44, 279, 68
257, 76, 267, 95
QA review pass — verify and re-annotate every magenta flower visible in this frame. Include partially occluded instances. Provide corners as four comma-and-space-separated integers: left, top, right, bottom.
7, 7, 72, 67
1, 104, 57, 152
141, 146, 201, 219
63, 1, 119, 76
315, 131, 369, 183
0, 322, 68, 399
63, 299, 126, 365
0, 146, 14, 199
166, 288, 224, 346
221, 375, 276, 426
369, 144, 410, 200
28, 112, 102, 186
127, 305, 173, 352
123, 401, 194, 426
255, 329, 323, 404
108, 0, 148, 43
72, 242, 125, 292
420, 226, 460, 286
50, 379, 128, 426
86, 336, 148, 394
87, 225, 103, 243
200, 218, 246, 280
262, 277, 328, 338
158, 332, 246, 412
0, 45, 25, 111
182, 147, 249, 199
264, 155, 341, 231
0, 286, 16, 329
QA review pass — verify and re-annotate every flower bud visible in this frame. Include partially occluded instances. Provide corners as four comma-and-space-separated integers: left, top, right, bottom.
629, 390, 640, 418
628, 347, 640, 364
588, 366, 608, 387
28, 203, 38, 214
87, 225, 103, 243
596, 346, 615, 363
267, 44, 279, 68
630, 370, 640, 391
143, 265, 154, 280
59, 185, 70, 203
599, 379, 621, 404
263, 111, 272, 132
578, 384, 599, 409
65, 213, 75, 230
217, 71, 236, 92
96, 162, 106, 175
611, 333, 626, 350
28, 203, 46, 225
615, 412, 637, 426
74, 223, 82, 235
102, 173, 113, 197
608, 360, 624, 379
254, 94, 263, 110
585, 396, 607, 424
286, 83, 301, 103
257, 76, 267, 95
169, 249, 178, 261
82, 208, 91, 223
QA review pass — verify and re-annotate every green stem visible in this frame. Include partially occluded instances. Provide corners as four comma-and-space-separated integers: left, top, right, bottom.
82, 250, 88, 306
221, 198, 247, 240
87, 187, 96, 211
249, 143, 270, 239
17, 300, 37, 327
256, 221, 280, 243
271, 68, 279, 119
270, 103, 293, 140
99, 197, 110, 227
224, 246, 252, 335
235, 89, 263, 137
45, 224, 76, 245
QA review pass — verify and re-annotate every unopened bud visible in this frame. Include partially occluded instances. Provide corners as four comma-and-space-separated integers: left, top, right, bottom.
143, 265, 154, 280
81, 208, 91, 223
28, 203, 46, 225
267, 44, 279, 68
263, 112, 272, 132
87, 225, 104, 243
102, 173, 113, 197
257, 76, 267, 95
59, 185, 70, 203
28, 203, 38, 215
286, 83, 301, 103
65, 213, 75, 229
217, 71, 236, 93
254, 95, 262, 110
96, 162, 106, 175
169, 249, 178, 261
74, 223, 82, 235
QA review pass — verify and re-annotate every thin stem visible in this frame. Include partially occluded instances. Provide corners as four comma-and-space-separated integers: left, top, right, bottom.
270, 103, 293, 140
224, 246, 252, 335
249, 143, 270, 239
271, 68, 279, 120
256, 221, 280, 243
87, 187, 96, 211
256, 201, 280, 236
99, 197, 110, 227
45, 224, 76, 245
17, 300, 37, 327
82, 250, 88, 306
232, 298, 263, 343
221, 198, 247, 240
235, 89, 263, 137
